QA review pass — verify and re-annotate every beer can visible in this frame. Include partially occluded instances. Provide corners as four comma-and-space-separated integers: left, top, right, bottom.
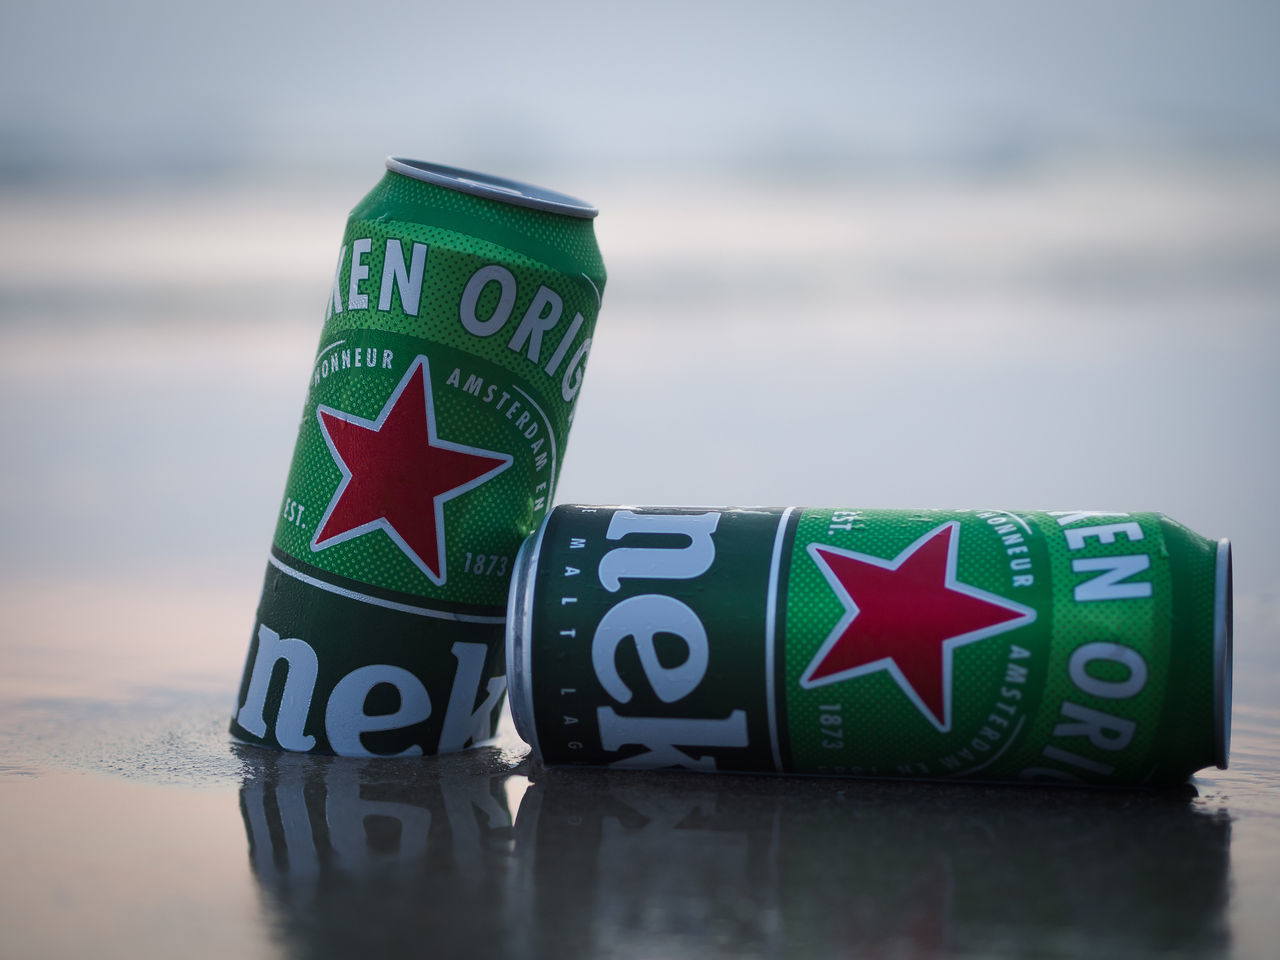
506, 505, 1231, 784
232, 159, 605, 756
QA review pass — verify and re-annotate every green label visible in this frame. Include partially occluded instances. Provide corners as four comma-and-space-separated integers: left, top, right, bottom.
273, 216, 601, 610
526, 507, 776, 772
780, 508, 1053, 779
235, 170, 604, 757
525, 506, 1218, 784
231, 563, 506, 756
275, 331, 554, 609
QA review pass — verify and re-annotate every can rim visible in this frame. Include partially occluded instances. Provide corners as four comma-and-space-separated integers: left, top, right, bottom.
385, 157, 599, 219
506, 512, 553, 765
1213, 538, 1233, 770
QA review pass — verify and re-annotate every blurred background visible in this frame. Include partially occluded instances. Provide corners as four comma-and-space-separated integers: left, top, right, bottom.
1, 0, 1276, 697
1, 2, 1278, 956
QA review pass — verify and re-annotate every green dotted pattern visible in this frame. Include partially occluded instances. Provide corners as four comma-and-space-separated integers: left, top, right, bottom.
271, 170, 604, 608
322, 216, 601, 404
1010, 513, 1173, 782
782, 509, 1213, 783
784, 510, 1050, 777
276, 335, 556, 605
1153, 516, 1219, 773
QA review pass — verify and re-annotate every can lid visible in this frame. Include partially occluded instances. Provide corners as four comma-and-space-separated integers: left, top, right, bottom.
385, 157, 598, 219
1213, 538, 1233, 770
506, 514, 553, 765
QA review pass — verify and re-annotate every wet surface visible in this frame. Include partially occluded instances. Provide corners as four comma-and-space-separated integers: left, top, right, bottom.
2, 690, 1279, 960
2, 167, 1279, 957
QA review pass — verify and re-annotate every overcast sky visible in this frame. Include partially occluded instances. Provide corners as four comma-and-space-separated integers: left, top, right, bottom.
2, 0, 1278, 183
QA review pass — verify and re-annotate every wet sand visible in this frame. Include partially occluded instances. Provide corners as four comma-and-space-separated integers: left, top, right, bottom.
2, 165, 1279, 957
2, 681, 1278, 959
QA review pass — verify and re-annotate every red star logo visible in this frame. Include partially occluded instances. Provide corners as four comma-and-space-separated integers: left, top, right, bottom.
310, 355, 511, 585
802, 522, 1035, 732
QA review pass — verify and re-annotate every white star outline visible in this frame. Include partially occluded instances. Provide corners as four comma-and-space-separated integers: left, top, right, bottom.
800, 521, 1037, 733
309, 354, 513, 586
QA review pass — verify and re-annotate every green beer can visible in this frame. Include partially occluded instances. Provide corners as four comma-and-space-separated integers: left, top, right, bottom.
232, 159, 605, 757
506, 505, 1231, 784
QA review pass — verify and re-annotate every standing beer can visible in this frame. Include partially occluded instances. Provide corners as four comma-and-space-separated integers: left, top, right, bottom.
507, 505, 1231, 785
232, 159, 605, 756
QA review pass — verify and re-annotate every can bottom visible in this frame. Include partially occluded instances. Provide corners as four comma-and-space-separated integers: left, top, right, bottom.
1213, 539, 1233, 770
506, 515, 551, 764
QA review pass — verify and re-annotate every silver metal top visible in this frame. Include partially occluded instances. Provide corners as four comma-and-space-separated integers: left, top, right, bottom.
386, 157, 598, 219
505, 514, 553, 765
1213, 538, 1233, 770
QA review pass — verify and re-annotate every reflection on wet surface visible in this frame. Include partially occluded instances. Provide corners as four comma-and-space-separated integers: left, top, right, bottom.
235, 741, 1240, 960
237, 745, 527, 960
1, 687, 1278, 958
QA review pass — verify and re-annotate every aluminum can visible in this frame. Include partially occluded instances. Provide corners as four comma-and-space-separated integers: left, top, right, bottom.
507, 505, 1231, 784
232, 159, 605, 756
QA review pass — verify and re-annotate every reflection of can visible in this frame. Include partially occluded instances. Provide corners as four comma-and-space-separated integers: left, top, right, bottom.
516, 769, 1230, 957
507, 505, 1231, 784
237, 746, 527, 953
232, 159, 605, 756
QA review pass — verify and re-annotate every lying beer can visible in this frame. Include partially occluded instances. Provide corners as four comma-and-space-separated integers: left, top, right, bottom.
232, 159, 605, 756
506, 505, 1231, 784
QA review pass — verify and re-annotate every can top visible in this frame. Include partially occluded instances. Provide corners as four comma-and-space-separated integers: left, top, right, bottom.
385, 157, 598, 219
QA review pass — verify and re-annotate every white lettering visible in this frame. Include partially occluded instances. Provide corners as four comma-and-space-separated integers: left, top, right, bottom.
1067, 642, 1148, 698
1053, 701, 1137, 751
1072, 556, 1152, 601
437, 641, 507, 751
378, 239, 428, 315
592, 595, 709, 704
561, 337, 592, 401
236, 624, 318, 751
460, 264, 517, 336
598, 510, 721, 591
508, 285, 563, 363
347, 237, 372, 310
324, 664, 430, 757
544, 312, 585, 376
329, 245, 346, 317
